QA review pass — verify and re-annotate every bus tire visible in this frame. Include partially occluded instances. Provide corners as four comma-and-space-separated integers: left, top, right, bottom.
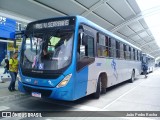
93, 77, 101, 99
101, 76, 107, 94
129, 70, 135, 83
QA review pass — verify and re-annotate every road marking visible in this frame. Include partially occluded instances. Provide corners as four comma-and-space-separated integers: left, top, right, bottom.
102, 80, 145, 110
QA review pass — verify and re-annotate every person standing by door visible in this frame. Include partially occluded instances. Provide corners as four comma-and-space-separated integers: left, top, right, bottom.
8, 52, 18, 92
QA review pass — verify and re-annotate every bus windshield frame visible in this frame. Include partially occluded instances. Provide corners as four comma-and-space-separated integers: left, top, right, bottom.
20, 17, 76, 78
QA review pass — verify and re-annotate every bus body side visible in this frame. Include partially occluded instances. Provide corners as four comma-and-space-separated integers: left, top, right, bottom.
73, 16, 142, 99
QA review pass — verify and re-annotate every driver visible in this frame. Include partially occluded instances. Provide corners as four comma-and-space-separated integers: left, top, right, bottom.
41, 48, 50, 60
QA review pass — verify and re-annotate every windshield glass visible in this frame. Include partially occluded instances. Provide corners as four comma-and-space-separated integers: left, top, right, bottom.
21, 30, 73, 71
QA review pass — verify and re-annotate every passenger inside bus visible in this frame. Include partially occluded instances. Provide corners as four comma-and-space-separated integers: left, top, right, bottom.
41, 48, 50, 60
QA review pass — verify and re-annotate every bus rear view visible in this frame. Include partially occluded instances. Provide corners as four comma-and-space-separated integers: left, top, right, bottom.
18, 17, 77, 101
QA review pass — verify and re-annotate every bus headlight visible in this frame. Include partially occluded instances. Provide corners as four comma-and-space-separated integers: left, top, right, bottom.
56, 74, 72, 88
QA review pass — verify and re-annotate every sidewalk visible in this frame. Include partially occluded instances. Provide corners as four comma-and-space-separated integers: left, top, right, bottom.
0, 67, 11, 83
0, 67, 27, 103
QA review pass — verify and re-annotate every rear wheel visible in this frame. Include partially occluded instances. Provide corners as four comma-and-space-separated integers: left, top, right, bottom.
93, 74, 107, 98
101, 77, 106, 94
129, 70, 135, 83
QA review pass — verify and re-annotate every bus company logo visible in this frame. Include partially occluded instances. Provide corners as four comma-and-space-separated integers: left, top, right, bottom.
96, 63, 102, 66
2, 112, 11, 117
0, 16, 6, 25
111, 59, 118, 80
48, 80, 54, 86
34, 80, 38, 85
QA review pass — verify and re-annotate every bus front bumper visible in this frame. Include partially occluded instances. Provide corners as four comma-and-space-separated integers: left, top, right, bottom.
18, 81, 74, 101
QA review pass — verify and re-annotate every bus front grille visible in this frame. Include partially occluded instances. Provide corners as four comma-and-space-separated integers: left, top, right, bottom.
23, 85, 52, 98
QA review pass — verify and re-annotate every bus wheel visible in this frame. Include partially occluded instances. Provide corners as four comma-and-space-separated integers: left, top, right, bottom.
93, 77, 101, 99
101, 76, 107, 94
129, 70, 135, 83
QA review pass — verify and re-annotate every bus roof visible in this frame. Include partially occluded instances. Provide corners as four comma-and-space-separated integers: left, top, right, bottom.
76, 16, 141, 51
142, 53, 154, 58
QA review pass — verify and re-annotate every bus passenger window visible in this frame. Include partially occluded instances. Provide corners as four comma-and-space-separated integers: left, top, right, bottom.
97, 33, 106, 57
129, 46, 131, 60
123, 44, 126, 59
133, 49, 136, 60
78, 34, 94, 59
77, 33, 95, 71
137, 51, 139, 61
116, 41, 120, 58
110, 38, 116, 58
120, 43, 124, 59
87, 36, 94, 57
131, 48, 134, 60
135, 50, 137, 60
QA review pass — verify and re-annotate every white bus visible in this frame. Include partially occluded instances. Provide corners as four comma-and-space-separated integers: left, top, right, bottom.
141, 53, 155, 73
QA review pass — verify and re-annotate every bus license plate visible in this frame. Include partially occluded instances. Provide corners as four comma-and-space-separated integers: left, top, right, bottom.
32, 92, 41, 98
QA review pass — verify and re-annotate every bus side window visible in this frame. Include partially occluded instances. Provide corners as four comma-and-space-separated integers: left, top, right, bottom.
87, 36, 94, 57
139, 51, 141, 61
77, 34, 94, 59
123, 44, 126, 59
133, 48, 136, 61
97, 33, 108, 57
129, 46, 131, 60
108, 38, 116, 57
105, 36, 109, 57
77, 33, 95, 71
135, 50, 138, 61
120, 43, 124, 59
137, 50, 139, 61
125, 45, 129, 60
108, 38, 112, 57
131, 48, 134, 60
116, 41, 120, 58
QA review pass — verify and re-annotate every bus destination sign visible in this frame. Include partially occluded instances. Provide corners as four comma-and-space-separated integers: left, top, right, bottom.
34, 20, 69, 29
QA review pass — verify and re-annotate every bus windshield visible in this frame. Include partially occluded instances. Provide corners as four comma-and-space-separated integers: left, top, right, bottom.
21, 30, 74, 71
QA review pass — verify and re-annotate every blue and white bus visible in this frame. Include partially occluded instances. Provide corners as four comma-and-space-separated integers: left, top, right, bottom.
141, 53, 155, 73
18, 16, 142, 101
